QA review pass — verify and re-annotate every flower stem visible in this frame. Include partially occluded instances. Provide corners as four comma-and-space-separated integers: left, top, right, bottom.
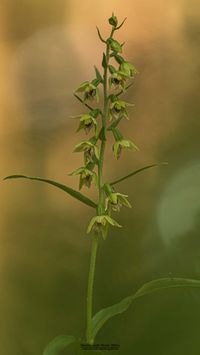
85, 27, 114, 345
86, 234, 98, 344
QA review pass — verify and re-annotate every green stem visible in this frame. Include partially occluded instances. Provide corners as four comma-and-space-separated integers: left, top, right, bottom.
85, 27, 115, 345
86, 234, 98, 344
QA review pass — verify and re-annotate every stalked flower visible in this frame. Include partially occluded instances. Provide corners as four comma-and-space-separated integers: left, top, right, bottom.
108, 13, 118, 27
109, 98, 133, 120
75, 81, 99, 102
74, 140, 99, 164
87, 214, 122, 239
77, 113, 97, 134
120, 61, 138, 77
106, 192, 132, 212
113, 139, 139, 159
69, 167, 97, 190
104, 183, 132, 212
109, 71, 129, 91
109, 39, 122, 53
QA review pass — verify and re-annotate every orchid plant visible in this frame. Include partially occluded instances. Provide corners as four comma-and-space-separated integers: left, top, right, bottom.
4, 13, 200, 355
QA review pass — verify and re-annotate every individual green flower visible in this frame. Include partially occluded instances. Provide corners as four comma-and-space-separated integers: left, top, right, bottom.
109, 39, 122, 53
104, 184, 132, 212
106, 192, 132, 212
69, 167, 97, 190
113, 139, 139, 159
120, 61, 138, 77
109, 98, 132, 120
108, 13, 118, 27
75, 81, 99, 102
109, 71, 129, 91
77, 113, 97, 134
74, 141, 99, 164
87, 214, 122, 239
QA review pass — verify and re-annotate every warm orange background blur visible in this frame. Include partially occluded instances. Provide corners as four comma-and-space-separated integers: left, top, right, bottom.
1, 1, 200, 354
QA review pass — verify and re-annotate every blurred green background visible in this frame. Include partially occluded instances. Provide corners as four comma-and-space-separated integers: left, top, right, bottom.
0, 1, 200, 354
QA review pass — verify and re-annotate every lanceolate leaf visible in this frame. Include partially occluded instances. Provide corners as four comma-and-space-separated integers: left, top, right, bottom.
110, 163, 168, 186
94, 66, 103, 82
115, 17, 127, 30
4, 175, 97, 209
91, 277, 200, 340
96, 26, 107, 44
102, 53, 107, 69
43, 335, 76, 355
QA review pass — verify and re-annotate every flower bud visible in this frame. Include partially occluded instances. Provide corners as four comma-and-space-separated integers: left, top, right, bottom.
108, 13, 118, 27
109, 39, 122, 53
120, 61, 138, 77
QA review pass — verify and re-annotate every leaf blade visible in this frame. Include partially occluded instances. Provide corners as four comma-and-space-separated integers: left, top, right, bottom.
91, 277, 200, 340
110, 162, 168, 186
3, 175, 97, 208
43, 335, 76, 355
94, 66, 103, 82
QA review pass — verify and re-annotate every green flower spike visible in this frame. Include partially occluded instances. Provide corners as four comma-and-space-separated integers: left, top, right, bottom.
106, 192, 132, 212
75, 81, 100, 102
87, 215, 122, 239
113, 139, 139, 160
120, 61, 138, 77
74, 141, 99, 164
77, 113, 97, 134
69, 167, 97, 190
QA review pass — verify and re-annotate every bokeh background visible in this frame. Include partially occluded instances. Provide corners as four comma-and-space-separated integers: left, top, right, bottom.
0, 1, 200, 354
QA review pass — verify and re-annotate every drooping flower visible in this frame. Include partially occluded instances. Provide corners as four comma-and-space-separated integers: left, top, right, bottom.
106, 192, 131, 212
104, 184, 132, 212
74, 141, 99, 164
75, 81, 99, 102
77, 113, 97, 134
87, 214, 122, 239
109, 98, 133, 120
69, 167, 97, 190
109, 71, 129, 91
113, 139, 139, 159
